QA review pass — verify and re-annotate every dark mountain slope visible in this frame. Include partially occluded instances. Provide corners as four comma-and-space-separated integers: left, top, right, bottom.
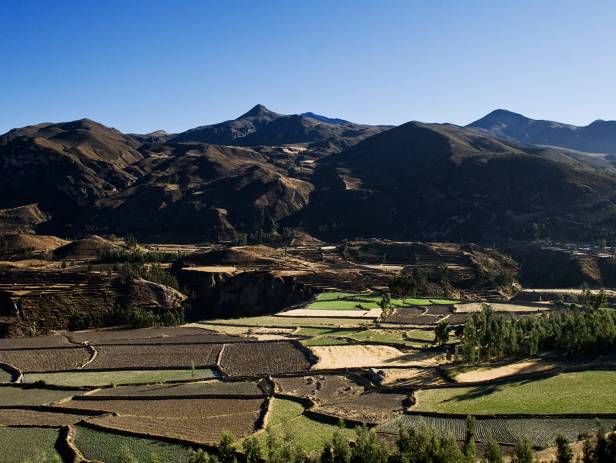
300, 122, 616, 242
468, 109, 616, 154
172, 104, 391, 152
301, 112, 353, 126
90, 143, 313, 239
0, 119, 143, 221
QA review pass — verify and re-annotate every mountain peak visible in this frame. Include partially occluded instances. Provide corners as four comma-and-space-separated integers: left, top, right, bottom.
238, 104, 277, 119
472, 109, 529, 125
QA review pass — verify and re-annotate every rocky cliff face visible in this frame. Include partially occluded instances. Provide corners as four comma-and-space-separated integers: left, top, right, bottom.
0, 270, 186, 337
179, 270, 314, 320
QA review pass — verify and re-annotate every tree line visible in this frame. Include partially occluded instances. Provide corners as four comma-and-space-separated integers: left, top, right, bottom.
93, 418, 616, 463
456, 303, 616, 363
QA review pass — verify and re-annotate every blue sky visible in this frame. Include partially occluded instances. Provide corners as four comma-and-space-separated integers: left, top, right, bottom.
1, 0, 615, 134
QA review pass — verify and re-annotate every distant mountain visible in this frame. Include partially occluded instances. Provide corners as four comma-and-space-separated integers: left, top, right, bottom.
300, 112, 353, 126
172, 104, 391, 152
90, 142, 313, 239
0, 119, 142, 220
468, 109, 616, 154
301, 121, 616, 242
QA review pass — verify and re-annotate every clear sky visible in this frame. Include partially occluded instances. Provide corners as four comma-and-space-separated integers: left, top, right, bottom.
1, 0, 615, 134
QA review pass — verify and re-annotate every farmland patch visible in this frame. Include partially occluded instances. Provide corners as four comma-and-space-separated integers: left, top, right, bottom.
74, 425, 197, 463
310, 345, 443, 370
89, 379, 267, 398
413, 371, 616, 415
260, 398, 355, 454
220, 341, 312, 376
0, 427, 61, 463
25, 368, 219, 387
378, 415, 616, 448
0, 386, 80, 406
85, 344, 223, 370
0, 347, 90, 372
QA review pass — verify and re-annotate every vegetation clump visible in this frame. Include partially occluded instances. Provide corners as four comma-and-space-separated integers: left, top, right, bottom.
457, 304, 616, 362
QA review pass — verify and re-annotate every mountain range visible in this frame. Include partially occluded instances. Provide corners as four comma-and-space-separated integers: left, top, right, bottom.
2, 105, 616, 242
468, 109, 616, 155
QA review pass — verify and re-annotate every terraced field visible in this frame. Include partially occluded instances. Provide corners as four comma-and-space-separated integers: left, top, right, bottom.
378, 415, 616, 448
0, 427, 62, 463
0, 347, 91, 372
259, 398, 355, 453
25, 368, 219, 387
74, 425, 198, 463
219, 341, 312, 376
85, 344, 223, 370
413, 371, 616, 415
0, 386, 80, 406
88, 380, 267, 398
0, 288, 608, 460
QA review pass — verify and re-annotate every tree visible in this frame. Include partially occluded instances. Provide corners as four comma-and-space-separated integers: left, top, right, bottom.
332, 429, 351, 463
189, 449, 212, 463
218, 432, 237, 463
483, 437, 503, 463
243, 436, 263, 463
555, 434, 573, 463
512, 438, 534, 463
350, 427, 389, 463
463, 416, 477, 463
434, 321, 450, 347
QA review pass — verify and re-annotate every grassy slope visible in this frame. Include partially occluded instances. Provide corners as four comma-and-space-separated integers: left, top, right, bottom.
414, 371, 616, 415
74, 425, 197, 463
26, 369, 218, 387
259, 398, 355, 454
0, 427, 61, 463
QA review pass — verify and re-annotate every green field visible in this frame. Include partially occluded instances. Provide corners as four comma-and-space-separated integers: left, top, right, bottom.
26, 369, 219, 387
306, 299, 379, 310
74, 425, 200, 463
315, 291, 360, 301
0, 427, 61, 463
259, 398, 355, 454
414, 370, 616, 415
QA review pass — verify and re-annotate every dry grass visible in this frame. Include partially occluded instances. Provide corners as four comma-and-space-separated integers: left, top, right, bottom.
453, 360, 559, 383
310, 345, 444, 369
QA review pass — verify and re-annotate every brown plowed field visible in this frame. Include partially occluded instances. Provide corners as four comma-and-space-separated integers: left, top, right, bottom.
88, 380, 266, 398
0, 408, 96, 426
382, 309, 443, 325
315, 391, 407, 424
0, 347, 90, 372
84, 344, 223, 370
69, 327, 229, 344
276, 375, 364, 403
85, 411, 260, 444
0, 334, 74, 350
219, 342, 312, 376
56, 397, 265, 417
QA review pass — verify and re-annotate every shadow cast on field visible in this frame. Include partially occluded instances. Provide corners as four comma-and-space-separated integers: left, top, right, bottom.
444, 377, 544, 403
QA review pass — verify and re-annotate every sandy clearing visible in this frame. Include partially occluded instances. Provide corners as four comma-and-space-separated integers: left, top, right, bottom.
454, 302, 552, 313
310, 345, 444, 370
454, 360, 559, 383
378, 368, 445, 387
279, 308, 382, 318
182, 266, 237, 273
